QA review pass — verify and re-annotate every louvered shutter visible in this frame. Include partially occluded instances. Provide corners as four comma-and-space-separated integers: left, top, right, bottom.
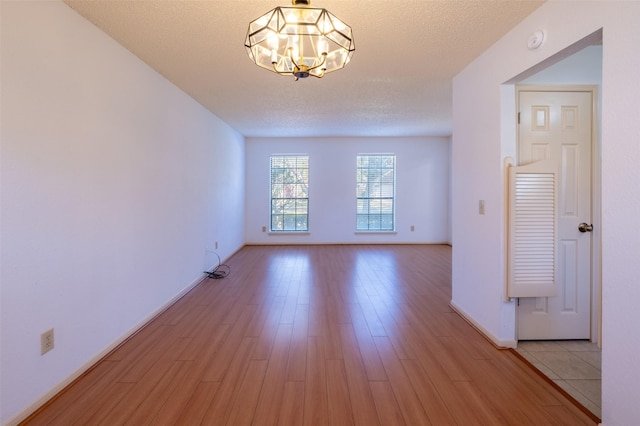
507, 160, 558, 298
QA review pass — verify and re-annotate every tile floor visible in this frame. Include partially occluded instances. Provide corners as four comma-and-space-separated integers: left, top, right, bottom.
515, 340, 601, 418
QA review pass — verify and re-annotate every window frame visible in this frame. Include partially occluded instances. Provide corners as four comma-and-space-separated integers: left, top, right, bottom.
269, 154, 309, 232
356, 154, 396, 232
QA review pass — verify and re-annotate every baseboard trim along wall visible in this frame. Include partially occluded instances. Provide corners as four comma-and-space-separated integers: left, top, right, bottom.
449, 301, 517, 349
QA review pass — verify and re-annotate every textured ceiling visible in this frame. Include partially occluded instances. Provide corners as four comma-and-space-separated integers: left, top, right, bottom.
63, 0, 544, 138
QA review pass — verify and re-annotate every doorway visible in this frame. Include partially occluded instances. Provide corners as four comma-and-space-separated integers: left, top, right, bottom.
516, 87, 598, 341
504, 34, 603, 421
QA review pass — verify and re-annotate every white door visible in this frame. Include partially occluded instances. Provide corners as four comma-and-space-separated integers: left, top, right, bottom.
517, 89, 593, 340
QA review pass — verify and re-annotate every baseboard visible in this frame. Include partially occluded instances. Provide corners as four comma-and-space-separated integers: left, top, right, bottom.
244, 241, 452, 246
6, 272, 209, 426
449, 301, 517, 349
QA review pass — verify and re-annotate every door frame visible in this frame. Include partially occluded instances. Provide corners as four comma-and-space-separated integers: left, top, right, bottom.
515, 85, 601, 345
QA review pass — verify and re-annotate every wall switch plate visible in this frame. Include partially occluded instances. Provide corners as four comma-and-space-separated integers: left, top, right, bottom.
479, 200, 486, 215
262, 226, 267, 232
41, 328, 54, 355
215, 241, 218, 250
410, 225, 415, 231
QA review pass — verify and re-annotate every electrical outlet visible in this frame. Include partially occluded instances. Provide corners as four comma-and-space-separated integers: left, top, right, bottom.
41, 328, 54, 355
262, 226, 267, 232
410, 225, 415, 231
479, 200, 486, 215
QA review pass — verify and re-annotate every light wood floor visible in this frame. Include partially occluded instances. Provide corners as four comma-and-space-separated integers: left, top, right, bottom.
23, 245, 597, 425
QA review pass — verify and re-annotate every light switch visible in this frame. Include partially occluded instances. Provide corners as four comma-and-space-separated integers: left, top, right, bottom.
479, 200, 485, 215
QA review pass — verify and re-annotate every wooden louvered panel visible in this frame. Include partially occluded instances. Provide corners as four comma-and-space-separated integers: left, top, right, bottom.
508, 162, 557, 298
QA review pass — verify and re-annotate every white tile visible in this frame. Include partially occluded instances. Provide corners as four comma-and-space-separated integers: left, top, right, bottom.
518, 340, 601, 418
553, 379, 601, 417
564, 379, 601, 406
517, 341, 566, 352
557, 340, 599, 352
532, 351, 600, 380
573, 350, 601, 371
517, 351, 561, 380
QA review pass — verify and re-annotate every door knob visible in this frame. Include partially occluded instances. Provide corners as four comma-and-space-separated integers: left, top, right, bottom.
578, 223, 593, 233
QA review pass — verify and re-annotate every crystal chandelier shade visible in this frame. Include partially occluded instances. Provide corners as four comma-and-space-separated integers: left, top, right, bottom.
245, 0, 355, 80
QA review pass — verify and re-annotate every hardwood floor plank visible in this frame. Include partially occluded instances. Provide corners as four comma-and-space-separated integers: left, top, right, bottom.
338, 325, 382, 426
405, 356, 474, 424
106, 322, 173, 363
464, 357, 560, 425
252, 297, 287, 360
280, 291, 301, 325
177, 323, 229, 362
116, 326, 186, 383
286, 303, 309, 381
224, 360, 268, 426
149, 397, 201, 426
380, 316, 417, 361
244, 293, 277, 337
323, 320, 345, 361
199, 304, 257, 381
399, 323, 471, 382
30, 360, 131, 426
493, 350, 571, 407
369, 380, 406, 426
252, 324, 294, 425
199, 337, 257, 425
278, 381, 306, 425
22, 360, 117, 425
373, 336, 432, 425
400, 359, 457, 425
341, 319, 387, 382
326, 359, 355, 425
542, 404, 595, 425
326, 294, 352, 325
99, 360, 187, 425
221, 295, 252, 325
149, 326, 230, 424
303, 336, 329, 426
22, 245, 598, 426
173, 381, 221, 426
307, 299, 328, 337
450, 379, 510, 425
353, 288, 387, 337
71, 382, 135, 426
123, 361, 192, 425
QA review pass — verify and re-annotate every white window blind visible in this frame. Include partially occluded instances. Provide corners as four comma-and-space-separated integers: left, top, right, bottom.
270, 155, 309, 231
356, 154, 395, 231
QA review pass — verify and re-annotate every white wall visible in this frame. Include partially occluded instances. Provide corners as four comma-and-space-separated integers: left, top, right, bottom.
0, 2, 245, 423
520, 45, 603, 85
245, 137, 450, 244
451, 2, 640, 424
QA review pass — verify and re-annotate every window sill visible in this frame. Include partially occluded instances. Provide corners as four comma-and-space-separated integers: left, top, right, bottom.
354, 231, 397, 235
268, 232, 311, 236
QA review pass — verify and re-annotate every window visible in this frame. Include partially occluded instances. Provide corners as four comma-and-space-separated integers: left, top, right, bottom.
356, 154, 395, 231
270, 155, 309, 231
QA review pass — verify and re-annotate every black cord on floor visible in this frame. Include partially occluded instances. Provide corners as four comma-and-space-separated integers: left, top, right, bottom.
204, 252, 230, 279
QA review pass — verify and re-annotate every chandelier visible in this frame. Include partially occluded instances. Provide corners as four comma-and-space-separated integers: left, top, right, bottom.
244, 0, 355, 80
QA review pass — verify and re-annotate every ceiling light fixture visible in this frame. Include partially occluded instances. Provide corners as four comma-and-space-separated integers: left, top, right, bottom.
244, 0, 355, 81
